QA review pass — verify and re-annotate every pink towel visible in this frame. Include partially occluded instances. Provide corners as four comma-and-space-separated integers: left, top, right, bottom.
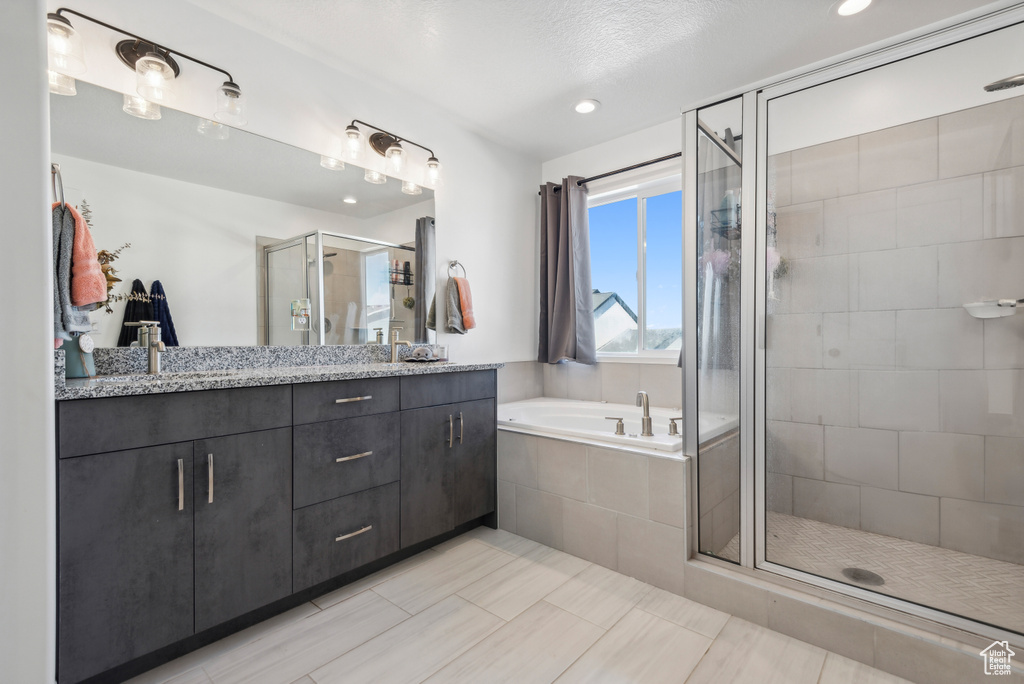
68, 204, 107, 307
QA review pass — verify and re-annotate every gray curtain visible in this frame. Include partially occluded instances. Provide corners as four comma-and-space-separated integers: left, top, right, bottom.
538, 176, 596, 365
413, 216, 435, 343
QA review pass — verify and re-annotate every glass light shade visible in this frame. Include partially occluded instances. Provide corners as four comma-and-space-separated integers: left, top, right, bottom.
385, 142, 405, 174
46, 15, 85, 75
401, 180, 422, 196
425, 157, 442, 188
320, 155, 345, 171
344, 125, 364, 161
197, 118, 229, 139
364, 168, 387, 184
136, 52, 176, 104
48, 71, 76, 96
123, 94, 161, 120
215, 81, 247, 126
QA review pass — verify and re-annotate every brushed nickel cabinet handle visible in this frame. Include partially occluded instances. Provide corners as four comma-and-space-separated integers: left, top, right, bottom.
335, 395, 372, 404
458, 412, 464, 444
207, 454, 214, 503
335, 525, 373, 542
448, 414, 454, 448
336, 450, 373, 463
177, 458, 184, 511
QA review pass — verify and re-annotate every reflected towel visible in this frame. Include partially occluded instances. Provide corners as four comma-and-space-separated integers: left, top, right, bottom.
54, 203, 91, 337
445, 277, 465, 334
150, 280, 179, 346
453, 277, 475, 330
68, 203, 107, 307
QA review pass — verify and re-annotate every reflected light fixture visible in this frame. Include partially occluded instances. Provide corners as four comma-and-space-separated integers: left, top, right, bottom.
342, 197, 357, 204
46, 13, 85, 95
215, 81, 247, 126
49, 71, 77, 97
836, 0, 871, 16
320, 155, 345, 171
364, 169, 387, 184
574, 99, 600, 114
346, 120, 442, 188
123, 93, 161, 120
197, 118, 229, 139
401, 181, 422, 196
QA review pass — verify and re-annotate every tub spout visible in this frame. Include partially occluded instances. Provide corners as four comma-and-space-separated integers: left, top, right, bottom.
636, 391, 654, 437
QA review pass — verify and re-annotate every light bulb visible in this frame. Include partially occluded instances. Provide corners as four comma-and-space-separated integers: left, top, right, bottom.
401, 181, 422, 196
49, 71, 76, 96
215, 81, 247, 126
342, 197, 357, 204
836, 0, 871, 15
136, 51, 176, 104
123, 94, 161, 120
344, 125, 364, 162
425, 156, 442, 188
197, 118, 229, 139
46, 14, 85, 75
385, 142, 405, 175
320, 156, 345, 171
574, 99, 600, 114
364, 168, 387, 184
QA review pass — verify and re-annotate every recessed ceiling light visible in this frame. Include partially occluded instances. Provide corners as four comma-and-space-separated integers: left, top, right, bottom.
836, 0, 871, 16
574, 99, 600, 114
342, 197, 357, 204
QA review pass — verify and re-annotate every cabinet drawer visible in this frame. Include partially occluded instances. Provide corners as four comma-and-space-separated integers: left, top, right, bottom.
293, 413, 400, 508
400, 370, 496, 410
293, 378, 399, 425
293, 482, 400, 592
58, 385, 292, 458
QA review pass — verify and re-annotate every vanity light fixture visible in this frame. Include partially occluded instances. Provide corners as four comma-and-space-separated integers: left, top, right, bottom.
345, 120, 442, 188
836, 0, 871, 16
574, 99, 600, 114
401, 181, 422, 196
45, 8, 245, 125
320, 156, 345, 171
364, 169, 388, 184
123, 94, 161, 120
197, 118, 229, 139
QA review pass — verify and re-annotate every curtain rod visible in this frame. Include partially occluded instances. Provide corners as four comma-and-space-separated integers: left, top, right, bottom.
539, 151, 681, 195
696, 120, 742, 168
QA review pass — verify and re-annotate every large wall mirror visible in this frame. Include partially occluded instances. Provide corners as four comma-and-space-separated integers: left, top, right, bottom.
50, 80, 436, 348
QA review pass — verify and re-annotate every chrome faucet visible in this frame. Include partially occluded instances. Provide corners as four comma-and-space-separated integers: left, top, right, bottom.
636, 390, 653, 437
390, 328, 411, 363
126, 320, 166, 374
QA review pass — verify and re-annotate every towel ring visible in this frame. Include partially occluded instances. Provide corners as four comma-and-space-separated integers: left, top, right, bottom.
448, 260, 466, 278
51, 163, 65, 208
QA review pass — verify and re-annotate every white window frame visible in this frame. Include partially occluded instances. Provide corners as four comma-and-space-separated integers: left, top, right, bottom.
587, 172, 682, 362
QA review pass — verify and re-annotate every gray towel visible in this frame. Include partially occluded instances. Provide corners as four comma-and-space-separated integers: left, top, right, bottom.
445, 277, 465, 334
56, 205, 91, 335
53, 205, 70, 340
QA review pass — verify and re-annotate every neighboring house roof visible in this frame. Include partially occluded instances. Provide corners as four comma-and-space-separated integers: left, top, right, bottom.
593, 289, 637, 323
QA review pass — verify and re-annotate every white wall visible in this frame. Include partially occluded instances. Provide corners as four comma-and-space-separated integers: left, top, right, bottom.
0, 3, 56, 682
542, 118, 681, 186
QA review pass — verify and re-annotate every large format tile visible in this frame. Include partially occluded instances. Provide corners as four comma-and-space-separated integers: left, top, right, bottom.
312, 549, 440, 610
497, 362, 544, 404
895, 308, 983, 370
937, 236, 1024, 309
497, 479, 516, 532
822, 311, 895, 370
309, 595, 503, 684
859, 487, 939, 546
203, 591, 408, 684
566, 361, 602, 402
424, 601, 603, 684
984, 313, 1024, 369
616, 515, 686, 594
372, 540, 515, 615
896, 174, 982, 247
824, 426, 898, 490
562, 498, 618, 569
939, 369, 1024, 437
789, 369, 858, 427
898, 432, 985, 500
766, 421, 824, 480
984, 165, 1024, 239
432, 525, 541, 557
685, 617, 827, 684
636, 587, 729, 639
163, 670, 213, 684
775, 201, 823, 260
648, 456, 686, 528
822, 190, 897, 256
537, 438, 587, 501
639, 363, 683, 410
940, 497, 1024, 565
818, 653, 912, 684
784, 255, 850, 314
516, 485, 565, 550
767, 594, 874, 665
497, 431, 539, 488
857, 246, 938, 311
586, 446, 649, 518
545, 564, 651, 629
457, 544, 590, 620
555, 608, 711, 683
938, 95, 1024, 179
600, 363, 640, 404
985, 436, 1024, 506
859, 118, 938, 193
790, 136, 859, 204
791, 477, 860, 529
766, 314, 822, 368
858, 371, 939, 432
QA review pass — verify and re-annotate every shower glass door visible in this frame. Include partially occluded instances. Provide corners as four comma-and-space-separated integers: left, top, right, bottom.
760, 20, 1024, 636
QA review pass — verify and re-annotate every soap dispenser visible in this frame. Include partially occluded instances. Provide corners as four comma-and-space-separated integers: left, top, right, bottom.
290, 298, 311, 331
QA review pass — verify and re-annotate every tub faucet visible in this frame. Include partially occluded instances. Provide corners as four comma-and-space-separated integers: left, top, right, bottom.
390, 328, 411, 363
636, 390, 654, 437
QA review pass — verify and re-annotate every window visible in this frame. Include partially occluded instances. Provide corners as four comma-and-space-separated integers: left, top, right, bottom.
588, 176, 682, 357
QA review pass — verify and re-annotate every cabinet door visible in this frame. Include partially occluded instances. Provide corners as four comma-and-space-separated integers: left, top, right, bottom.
453, 398, 497, 526
193, 428, 292, 633
58, 443, 194, 684
400, 404, 455, 547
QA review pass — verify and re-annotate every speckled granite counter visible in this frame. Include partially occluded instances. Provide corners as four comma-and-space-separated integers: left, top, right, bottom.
54, 346, 503, 400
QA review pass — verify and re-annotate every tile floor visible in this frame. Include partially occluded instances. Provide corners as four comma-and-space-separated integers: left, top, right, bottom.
127, 526, 911, 684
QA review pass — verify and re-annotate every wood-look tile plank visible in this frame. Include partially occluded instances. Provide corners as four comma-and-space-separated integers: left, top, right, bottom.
424, 601, 604, 684
162, 669, 213, 684
290, 678, 315, 684
312, 549, 441, 610
310, 595, 504, 684
636, 587, 730, 639
685, 617, 827, 684
373, 540, 515, 615
819, 653, 914, 684
203, 591, 408, 684
554, 608, 711, 683
434, 527, 543, 557
457, 544, 591, 620
544, 564, 651, 629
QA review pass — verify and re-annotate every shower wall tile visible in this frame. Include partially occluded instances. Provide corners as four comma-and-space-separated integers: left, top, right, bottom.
766, 314, 822, 368
698, 434, 739, 518
895, 308, 983, 369
985, 314, 1024, 369
789, 369, 858, 427
859, 118, 938, 193
858, 371, 939, 432
938, 95, 1024, 179
774, 202, 823, 260
822, 189, 897, 256
940, 497, 1024, 565
822, 312, 896, 370
895, 175, 983, 247
709, 490, 741, 559
766, 473, 793, 515
766, 421, 824, 480
936, 235, 1024, 308
984, 165, 1024, 239
770, 151, 792, 208
824, 426, 898, 490
856, 246, 938, 311
859, 487, 939, 545
600, 362, 641, 405
985, 436, 1024, 506
792, 477, 860, 529
898, 432, 985, 500
939, 370, 1024, 437
790, 137, 859, 204
784, 255, 850, 313
566, 361, 602, 402
766, 368, 792, 421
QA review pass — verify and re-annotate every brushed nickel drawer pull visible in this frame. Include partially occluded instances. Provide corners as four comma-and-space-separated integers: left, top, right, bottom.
335, 395, 372, 404
177, 458, 184, 511
448, 414, 454, 448
336, 450, 373, 463
207, 454, 214, 503
458, 412, 464, 444
335, 525, 373, 542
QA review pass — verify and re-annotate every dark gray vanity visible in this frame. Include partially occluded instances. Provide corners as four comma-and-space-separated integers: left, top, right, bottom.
55, 363, 498, 684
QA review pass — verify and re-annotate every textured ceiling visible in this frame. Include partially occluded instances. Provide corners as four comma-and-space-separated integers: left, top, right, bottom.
187, 0, 1013, 159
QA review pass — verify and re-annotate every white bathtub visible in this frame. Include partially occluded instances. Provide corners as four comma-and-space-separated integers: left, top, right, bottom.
497, 398, 737, 453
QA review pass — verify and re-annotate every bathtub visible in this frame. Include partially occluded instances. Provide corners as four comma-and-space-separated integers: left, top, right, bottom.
497, 398, 737, 453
